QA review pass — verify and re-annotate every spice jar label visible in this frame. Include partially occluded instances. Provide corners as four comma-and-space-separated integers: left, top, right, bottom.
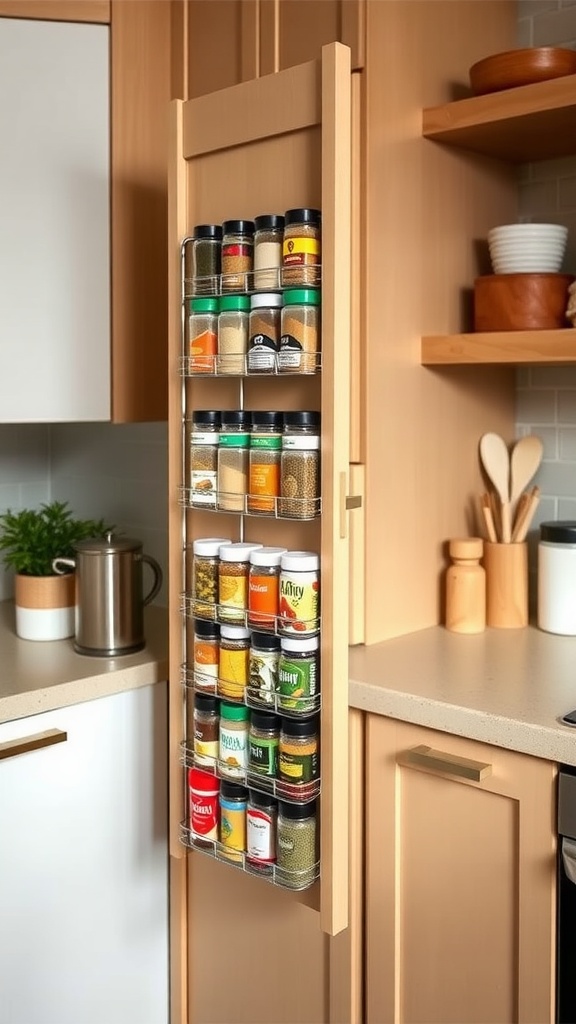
249, 575, 279, 626
219, 572, 248, 615
190, 786, 219, 841
219, 724, 248, 776
249, 735, 279, 776
194, 640, 218, 690
279, 574, 319, 633
279, 747, 318, 784
248, 649, 278, 704
283, 238, 320, 265
247, 808, 275, 863
191, 469, 217, 504
278, 655, 317, 710
190, 328, 217, 372
194, 730, 219, 764
248, 333, 277, 370
218, 646, 249, 700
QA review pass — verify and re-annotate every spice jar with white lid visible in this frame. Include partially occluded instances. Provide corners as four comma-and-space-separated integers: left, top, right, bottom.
221, 220, 254, 293
218, 541, 263, 624
248, 546, 286, 629
538, 521, 576, 635
217, 294, 250, 375
279, 550, 320, 636
217, 410, 251, 512
247, 293, 283, 373
192, 537, 232, 618
253, 214, 284, 290
279, 411, 321, 519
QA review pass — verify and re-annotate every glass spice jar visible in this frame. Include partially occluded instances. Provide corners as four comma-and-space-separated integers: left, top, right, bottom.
189, 767, 220, 849
276, 800, 318, 889
218, 624, 251, 701
279, 411, 321, 519
217, 294, 250, 375
278, 715, 320, 802
192, 618, 220, 693
248, 632, 281, 709
192, 537, 232, 619
219, 702, 249, 780
247, 293, 283, 373
188, 224, 222, 296
221, 219, 254, 293
193, 692, 220, 768
253, 214, 284, 290
277, 634, 319, 714
187, 409, 220, 507
279, 550, 320, 636
247, 790, 277, 874
187, 297, 219, 373
217, 410, 251, 512
218, 541, 263, 624
248, 411, 283, 514
219, 781, 248, 863
282, 208, 321, 287
248, 546, 286, 629
278, 288, 321, 375
248, 710, 280, 782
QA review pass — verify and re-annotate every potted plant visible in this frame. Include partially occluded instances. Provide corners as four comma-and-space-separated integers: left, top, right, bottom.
0, 500, 109, 641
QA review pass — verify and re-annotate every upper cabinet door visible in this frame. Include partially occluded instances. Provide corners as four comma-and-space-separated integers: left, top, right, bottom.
0, 17, 110, 423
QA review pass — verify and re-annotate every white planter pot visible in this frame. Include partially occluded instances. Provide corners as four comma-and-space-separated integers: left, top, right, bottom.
14, 573, 75, 641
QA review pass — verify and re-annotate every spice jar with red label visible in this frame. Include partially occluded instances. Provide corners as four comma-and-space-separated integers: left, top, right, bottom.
189, 767, 220, 848
221, 220, 254, 293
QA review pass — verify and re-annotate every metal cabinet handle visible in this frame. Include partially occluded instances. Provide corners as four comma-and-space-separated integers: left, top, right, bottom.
0, 729, 67, 761
397, 744, 492, 782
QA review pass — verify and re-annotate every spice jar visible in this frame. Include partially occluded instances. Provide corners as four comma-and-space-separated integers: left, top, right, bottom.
218, 541, 263, 624
248, 710, 280, 781
279, 288, 320, 375
279, 550, 320, 636
276, 800, 318, 889
193, 692, 220, 768
218, 624, 250, 701
248, 411, 283, 514
187, 297, 219, 374
282, 208, 321, 287
278, 715, 320, 800
248, 546, 286, 629
279, 411, 321, 519
217, 294, 250, 375
192, 537, 232, 618
187, 410, 220, 507
278, 635, 319, 714
253, 214, 284, 290
247, 293, 283, 373
217, 410, 251, 512
221, 219, 254, 293
189, 767, 220, 848
192, 618, 220, 693
248, 632, 281, 708
247, 790, 277, 873
219, 781, 248, 863
188, 224, 222, 296
219, 702, 249, 780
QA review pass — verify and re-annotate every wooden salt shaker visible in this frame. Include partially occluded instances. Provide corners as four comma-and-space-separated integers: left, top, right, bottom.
445, 537, 486, 634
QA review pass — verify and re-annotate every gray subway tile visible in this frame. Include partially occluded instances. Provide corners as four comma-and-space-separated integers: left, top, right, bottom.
516, 388, 557, 423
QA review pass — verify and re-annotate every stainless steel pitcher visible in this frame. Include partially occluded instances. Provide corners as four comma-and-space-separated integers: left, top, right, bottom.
53, 532, 163, 656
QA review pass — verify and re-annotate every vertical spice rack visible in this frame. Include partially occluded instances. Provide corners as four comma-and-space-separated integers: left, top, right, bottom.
168, 42, 353, 937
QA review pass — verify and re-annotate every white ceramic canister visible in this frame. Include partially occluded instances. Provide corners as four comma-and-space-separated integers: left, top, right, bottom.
538, 521, 576, 635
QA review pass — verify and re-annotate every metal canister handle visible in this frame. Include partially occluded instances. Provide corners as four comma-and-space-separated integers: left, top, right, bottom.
142, 554, 163, 605
52, 557, 76, 574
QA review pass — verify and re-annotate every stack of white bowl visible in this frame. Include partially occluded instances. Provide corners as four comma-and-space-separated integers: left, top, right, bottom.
488, 223, 568, 274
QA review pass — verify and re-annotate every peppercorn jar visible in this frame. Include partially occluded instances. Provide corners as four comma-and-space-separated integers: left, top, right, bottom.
218, 541, 263, 624
192, 537, 232, 619
192, 618, 220, 692
279, 288, 321, 375
279, 411, 321, 519
276, 800, 318, 889
217, 294, 250, 375
187, 409, 220, 507
253, 214, 284, 290
277, 635, 320, 715
247, 293, 283, 373
219, 702, 249, 780
248, 546, 286, 630
189, 767, 220, 849
278, 715, 320, 801
219, 781, 248, 863
279, 550, 320, 635
248, 710, 280, 782
221, 219, 254, 293
218, 624, 251, 701
247, 790, 277, 874
193, 692, 220, 768
188, 223, 222, 296
248, 411, 283, 514
248, 632, 281, 708
282, 208, 321, 287
217, 410, 251, 512
187, 297, 218, 374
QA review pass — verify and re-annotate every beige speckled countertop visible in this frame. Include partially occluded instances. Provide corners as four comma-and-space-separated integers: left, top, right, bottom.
349, 625, 576, 767
0, 600, 168, 724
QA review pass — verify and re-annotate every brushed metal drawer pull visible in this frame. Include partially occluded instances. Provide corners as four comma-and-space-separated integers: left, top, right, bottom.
0, 729, 67, 761
397, 744, 492, 782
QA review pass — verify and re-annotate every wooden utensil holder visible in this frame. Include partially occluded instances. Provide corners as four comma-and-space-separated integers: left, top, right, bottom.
484, 541, 528, 628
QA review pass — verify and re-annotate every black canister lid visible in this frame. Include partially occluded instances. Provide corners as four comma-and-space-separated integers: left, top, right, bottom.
284, 208, 321, 226
193, 224, 223, 240
194, 692, 219, 713
194, 618, 220, 639
251, 410, 283, 429
251, 710, 280, 731
220, 781, 248, 800
192, 410, 221, 426
283, 410, 321, 429
222, 219, 255, 236
540, 521, 576, 544
254, 214, 285, 231
281, 715, 318, 737
248, 789, 277, 809
279, 799, 317, 819
250, 631, 281, 651
221, 409, 252, 428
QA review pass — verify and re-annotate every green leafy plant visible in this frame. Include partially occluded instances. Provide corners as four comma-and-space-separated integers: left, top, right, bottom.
0, 501, 110, 577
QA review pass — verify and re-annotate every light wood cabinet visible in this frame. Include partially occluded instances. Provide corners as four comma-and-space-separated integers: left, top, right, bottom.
365, 714, 557, 1024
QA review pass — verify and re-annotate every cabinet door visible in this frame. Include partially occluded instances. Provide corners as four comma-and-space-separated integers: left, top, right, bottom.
0, 685, 169, 1024
260, 0, 365, 75
0, 17, 110, 423
366, 716, 556, 1024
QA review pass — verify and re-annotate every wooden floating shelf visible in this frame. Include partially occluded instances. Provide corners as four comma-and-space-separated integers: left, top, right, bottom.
421, 329, 576, 366
422, 74, 576, 163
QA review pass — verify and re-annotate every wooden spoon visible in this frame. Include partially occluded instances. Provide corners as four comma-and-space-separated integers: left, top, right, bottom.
510, 435, 543, 538
479, 432, 511, 542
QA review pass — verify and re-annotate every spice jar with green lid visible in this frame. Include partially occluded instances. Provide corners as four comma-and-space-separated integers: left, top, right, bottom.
187, 297, 219, 374
192, 537, 232, 619
217, 410, 251, 512
187, 409, 220, 507
248, 411, 283, 514
247, 293, 283, 374
248, 710, 280, 781
218, 624, 251, 702
276, 799, 318, 889
187, 224, 222, 296
218, 541, 263, 624
253, 214, 284, 290
217, 294, 250, 376
278, 714, 320, 801
219, 702, 249, 780
279, 288, 320, 375
282, 208, 321, 287
277, 634, 319, 714
279, 411, 321, 520
221, 219, 254, 293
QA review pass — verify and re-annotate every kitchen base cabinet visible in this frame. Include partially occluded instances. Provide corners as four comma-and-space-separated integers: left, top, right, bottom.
0, 684, 169, 1024
366, 715, 557, 1024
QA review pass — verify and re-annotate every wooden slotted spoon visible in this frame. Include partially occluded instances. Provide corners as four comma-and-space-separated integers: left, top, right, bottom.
479, 432, 511, 542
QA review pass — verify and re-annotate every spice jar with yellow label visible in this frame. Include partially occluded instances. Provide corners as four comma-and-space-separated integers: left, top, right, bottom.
278, 715, 319, 801
282, 208, 321, 287
218, 541, 263, 624
218, 624, 250, 701
192, 537, 232, 618
219, 781, 248, 863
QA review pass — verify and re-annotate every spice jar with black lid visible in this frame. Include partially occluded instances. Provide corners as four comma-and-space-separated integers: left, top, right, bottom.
276, 799, 318, 889
187, 410, 220, 507
186, 224, 222, 296
253, 214, 284, 290
221, 220, 254, 293
247, 790, 277, 873
191, 618, 220, 692
279, 411, 321, 519
193, 692, 220, 768
219, 780, 248, 862
218, 623, 251, 702
248, 710, 280, 781
248, 631, 281, 708
217, 410, 252, 512
248, 411, 283, 514
282, 208, 321, 287
278, 714, 319, 801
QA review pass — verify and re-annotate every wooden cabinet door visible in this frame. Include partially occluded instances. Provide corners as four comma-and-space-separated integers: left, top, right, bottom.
184, 0, 258, 98
366, 716, 557, 1024
260, 0, 364, 76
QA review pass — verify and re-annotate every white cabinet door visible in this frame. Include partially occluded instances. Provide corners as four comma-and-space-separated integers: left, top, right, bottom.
0, 18, 110, 423
0, 685, 169, 1024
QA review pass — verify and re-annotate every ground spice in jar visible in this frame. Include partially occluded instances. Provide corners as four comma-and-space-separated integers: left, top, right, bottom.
276, 800, 318, 889
248, 411, 283, 514
248, 710, 280, 781
221, 220, 254, 293
193, 692, 220, 768
217, 410, 251, 512
219, 781, 247, 863
279, 550, 320, 635
278, 715, 319, 801
253, 214, 284, 291
247, 293, 283, 373
192, 618, 220, 693
218, 624, 250, 701
187, 297, 218, 373
248, 546, 286, 629
218, 541, 263, 624
188, 410, 220, 507
248, 632, 281, 709
219, 702, 249, 780
282, 208, 321, 287
217, 294, 250, 375
279, 288, 320, 375
188, 224, 222, 296
277, 634, 319, 714
247, 790, 277, 873
192, 537, 232, 618
279, 411, 321, 519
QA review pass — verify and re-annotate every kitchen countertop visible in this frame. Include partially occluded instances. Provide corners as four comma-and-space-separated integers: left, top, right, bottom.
349, 624, 576, 766
0, 599, 168, 724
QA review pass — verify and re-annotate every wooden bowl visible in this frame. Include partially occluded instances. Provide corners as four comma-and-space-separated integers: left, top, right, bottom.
469, 47, 576, 96
474, 273, 575, 332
